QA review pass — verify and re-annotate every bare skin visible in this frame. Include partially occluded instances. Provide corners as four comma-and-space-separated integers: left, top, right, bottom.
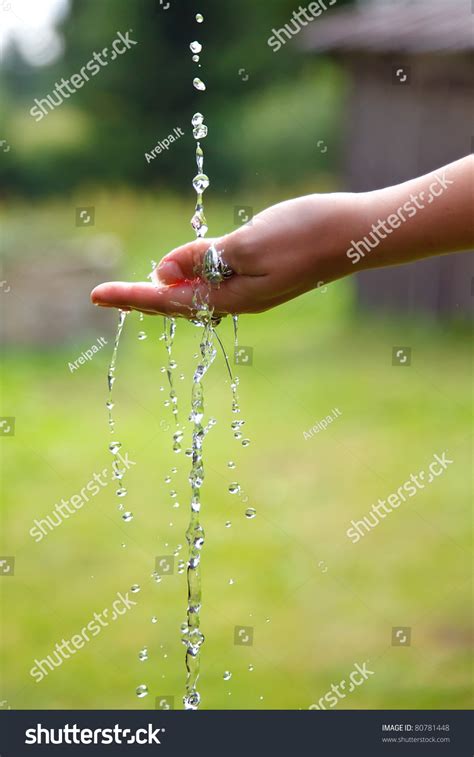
91, 156, 473, 317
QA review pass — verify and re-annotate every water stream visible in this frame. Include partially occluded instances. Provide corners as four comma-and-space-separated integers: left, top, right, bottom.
106, 310, 132, 522
104, 10, 253, 710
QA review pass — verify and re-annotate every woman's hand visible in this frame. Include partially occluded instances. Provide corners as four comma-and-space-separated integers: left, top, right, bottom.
90, 192, 361, 317
90, 155, 473, 317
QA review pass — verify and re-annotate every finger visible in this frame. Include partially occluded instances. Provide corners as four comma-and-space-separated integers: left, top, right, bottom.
91, 272, 267, 316
155, 238, 240, 285
92, 281, 193, 316
155, 217, 270, 285
91, 279, 246, 317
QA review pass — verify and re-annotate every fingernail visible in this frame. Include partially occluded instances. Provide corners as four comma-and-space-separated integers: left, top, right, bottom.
157, 259, 184, 283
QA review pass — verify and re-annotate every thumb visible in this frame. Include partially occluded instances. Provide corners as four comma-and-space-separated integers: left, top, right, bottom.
154, 234, 239, 285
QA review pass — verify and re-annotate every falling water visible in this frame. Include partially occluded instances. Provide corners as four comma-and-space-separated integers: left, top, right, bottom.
181, 14, 214, 710
102, 9, 254, 710
180, 12, 254, 708
161, 316, 184, 452
106, 310, 133, 522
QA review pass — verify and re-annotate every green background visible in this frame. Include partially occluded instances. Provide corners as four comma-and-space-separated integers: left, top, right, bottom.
0, 0, 472, 710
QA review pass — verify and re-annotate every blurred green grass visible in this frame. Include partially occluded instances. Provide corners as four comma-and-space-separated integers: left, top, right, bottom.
0, 193, 472, 710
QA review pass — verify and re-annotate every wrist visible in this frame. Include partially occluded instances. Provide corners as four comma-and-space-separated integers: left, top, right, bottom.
310, 192, 371, 285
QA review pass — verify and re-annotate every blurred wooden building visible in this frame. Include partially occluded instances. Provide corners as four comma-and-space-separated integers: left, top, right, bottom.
301, 0, 473, 317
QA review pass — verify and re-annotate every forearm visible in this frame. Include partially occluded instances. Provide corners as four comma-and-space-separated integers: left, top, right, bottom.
347, 156, 474, 272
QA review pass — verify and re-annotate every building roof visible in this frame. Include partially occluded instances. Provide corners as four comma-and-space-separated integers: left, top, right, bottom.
300, 0, 474, 54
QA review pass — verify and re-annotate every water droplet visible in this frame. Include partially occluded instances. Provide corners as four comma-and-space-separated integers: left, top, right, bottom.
228, 483, 240, 495
136, 685, 148, 698
191, 209, 208, 237
248, 664, 254, 672
190, 41, 202, 54
228, 461, 236, 469
121, 543, 126, 548
196, 145, 204, 172
109, 441, 121, 454
130, 584, 140, 593
185, 448, 193, 457
192, 54, 200, 62
223, 671, 232, 681
242, 438, 251, 447
138, 647, 148, 662
165, 476, 171, 484
122, 511, 133, 522
193, 173, 209, 192
193, 124, 208, 140
138, 331, 147, 340
170, 490, 177, 498
196, 13, 204, 22
184, 692, 201, 710
151, 616, 158, 624
106, 400, 114, 410
245, 508, 256, 519
193, 77, 206, 91
228, 578, 234, 585
116, 487, 127, 497
225, 521, 232, 528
